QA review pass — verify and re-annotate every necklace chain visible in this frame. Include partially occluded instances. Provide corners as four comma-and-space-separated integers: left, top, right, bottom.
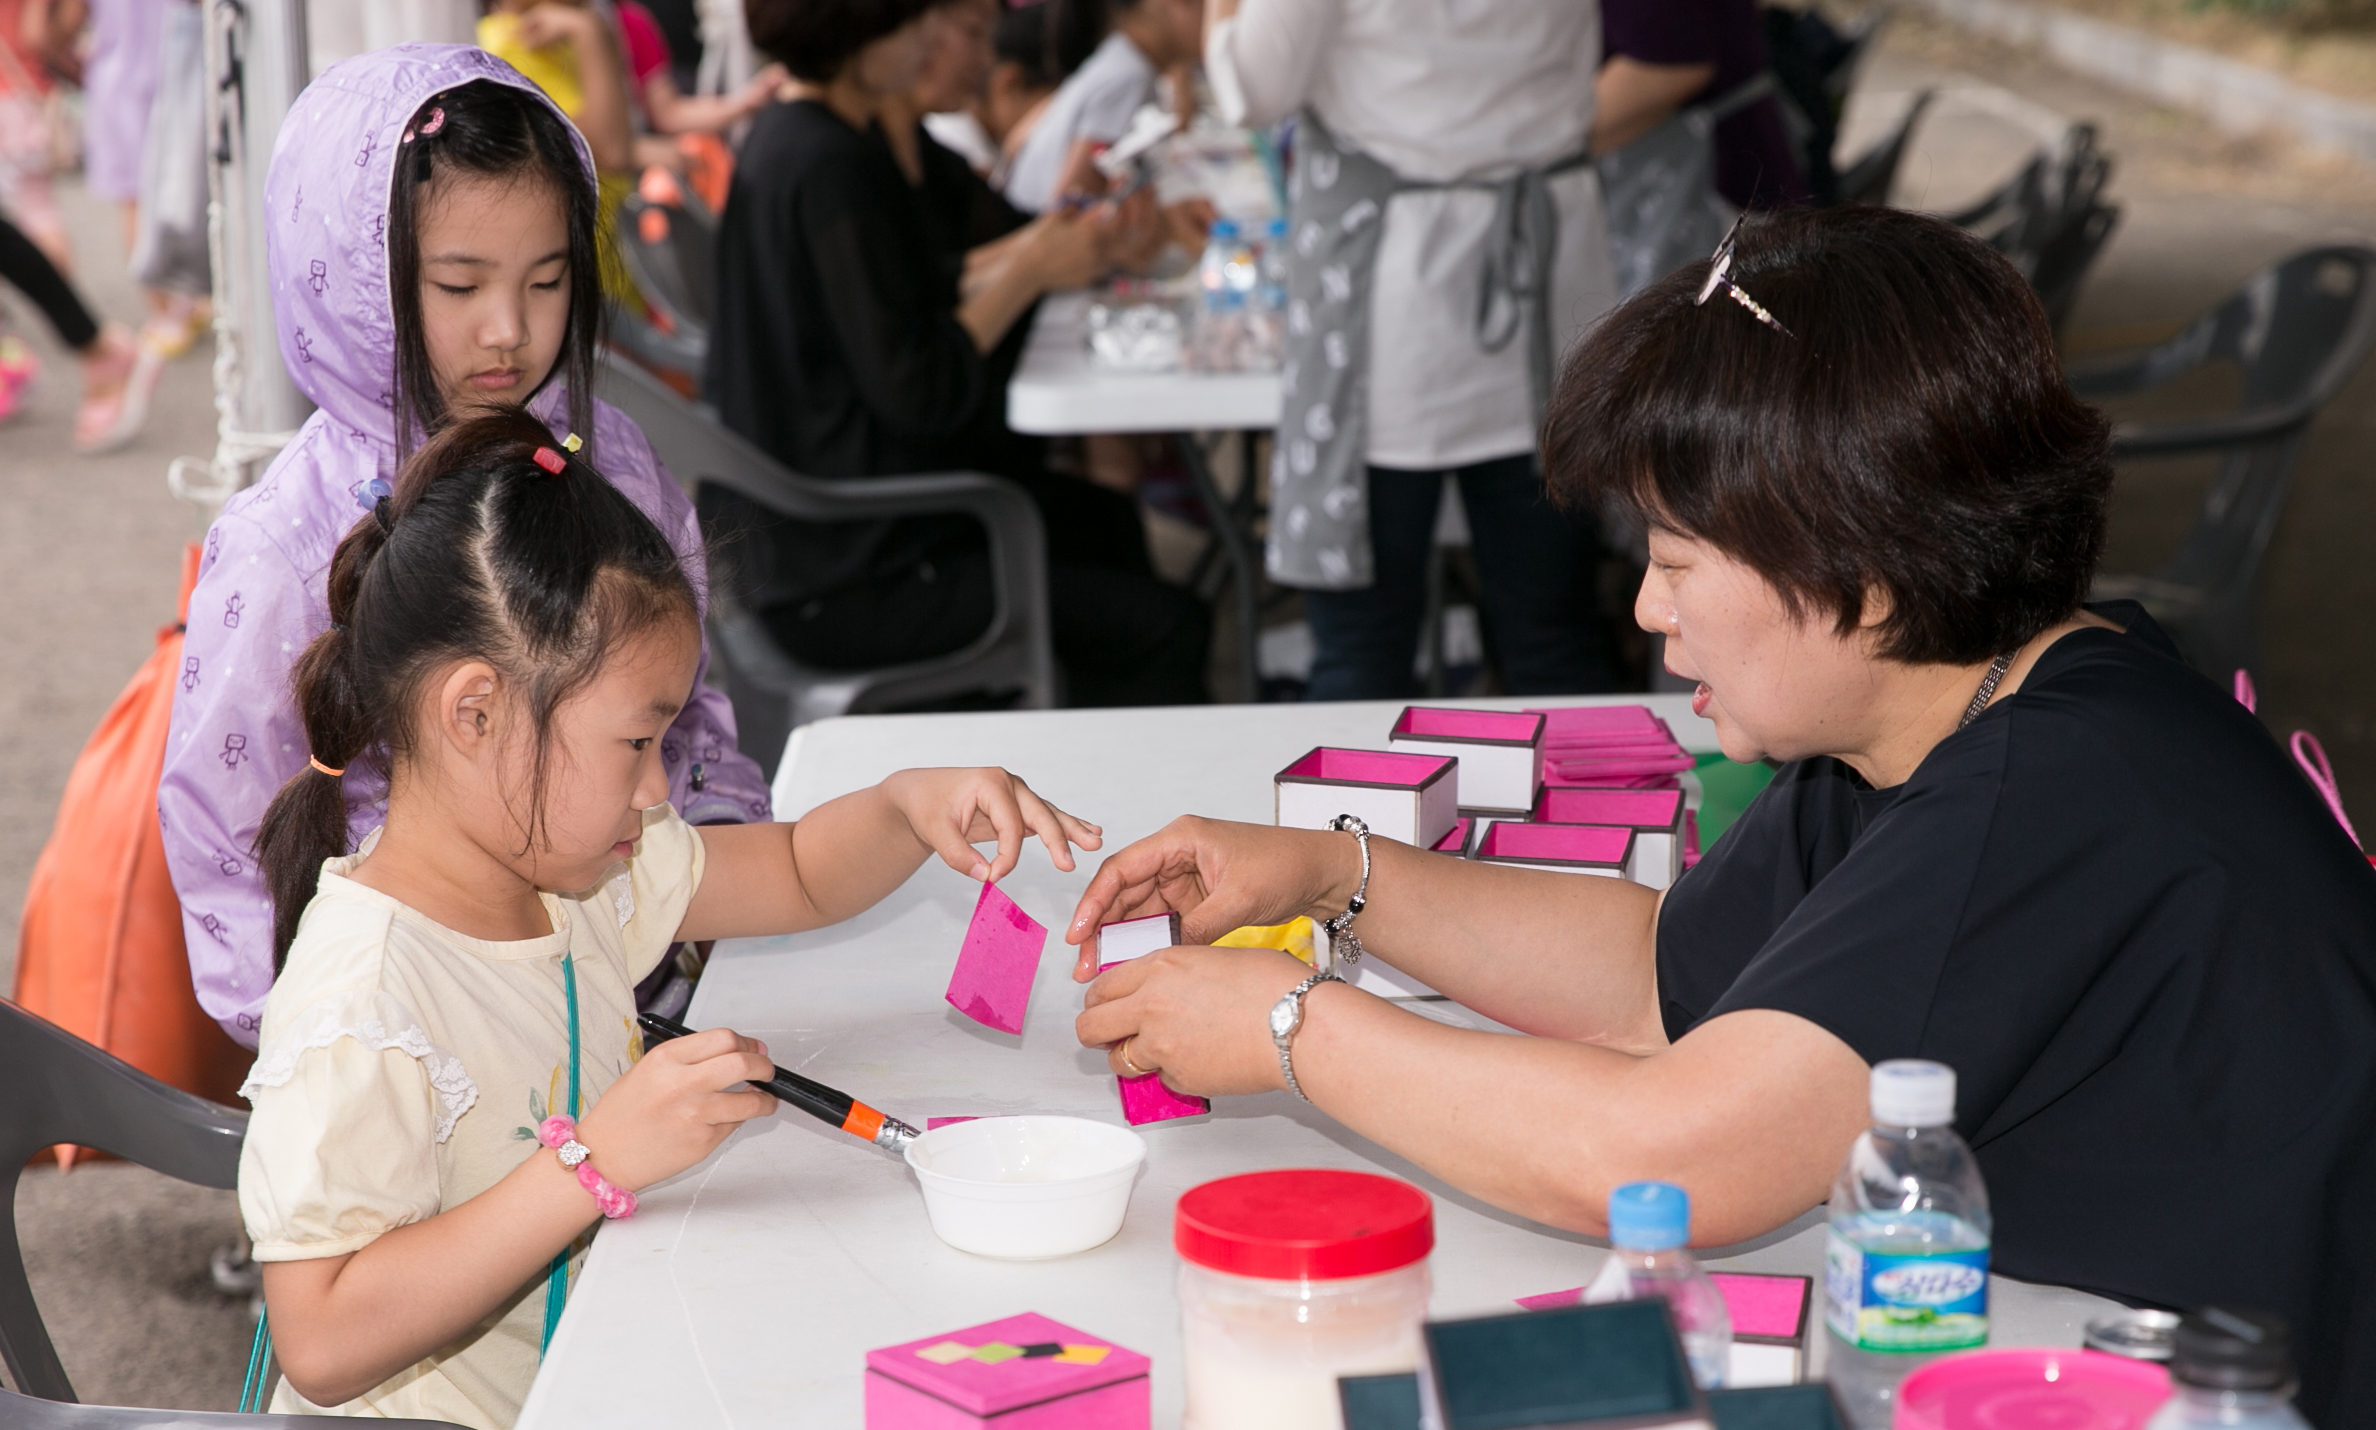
1959, 652, 2016, 730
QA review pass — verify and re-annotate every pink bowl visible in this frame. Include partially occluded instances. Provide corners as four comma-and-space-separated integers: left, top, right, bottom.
1895, 1349, 2170, 1430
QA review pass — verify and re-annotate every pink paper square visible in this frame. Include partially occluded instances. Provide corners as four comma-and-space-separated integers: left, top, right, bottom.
1515, 1286, 1584, 1310
1093, 959, 1213, 1123
946, 882, 1048, 1035
1117, 1072, 1209, 1124
1708, 1272, 1810, 1341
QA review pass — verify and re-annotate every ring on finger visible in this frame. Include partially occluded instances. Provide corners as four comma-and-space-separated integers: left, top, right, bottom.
1118, 1038, 1146, 1076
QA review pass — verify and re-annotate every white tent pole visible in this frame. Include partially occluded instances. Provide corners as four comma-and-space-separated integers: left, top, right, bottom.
172, 0, 312, 512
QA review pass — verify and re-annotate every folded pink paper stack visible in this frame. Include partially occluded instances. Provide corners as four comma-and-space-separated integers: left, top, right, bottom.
1527, 705, 1695, 788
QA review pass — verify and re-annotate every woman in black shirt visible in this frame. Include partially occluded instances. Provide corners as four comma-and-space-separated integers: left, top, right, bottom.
705, 0, 1208, 705
1062, 208, 2376, 1419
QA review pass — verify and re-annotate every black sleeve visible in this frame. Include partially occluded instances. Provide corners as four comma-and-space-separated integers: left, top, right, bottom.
960, 162, 1031, 249
1654, 758, 1864, 1042
798, 147, 988, 446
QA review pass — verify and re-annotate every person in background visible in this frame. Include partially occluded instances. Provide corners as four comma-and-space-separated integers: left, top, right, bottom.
477, 0, 636, 176
707, 0, 1210, 706
0, 0, 74, 270
74, 0, 208, 356
1002, 0, 1204, 214
1594, 0, 1808, 211
0, 211, 150, 447
637, 0, 704, 91
1206, 0, 1623, 700
614, 0, 785, 152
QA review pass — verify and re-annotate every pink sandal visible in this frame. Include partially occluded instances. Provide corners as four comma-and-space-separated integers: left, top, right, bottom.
73, 325, 163, 455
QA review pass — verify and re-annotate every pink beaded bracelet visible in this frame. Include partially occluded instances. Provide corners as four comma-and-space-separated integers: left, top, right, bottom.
536, 1115, 638, 1219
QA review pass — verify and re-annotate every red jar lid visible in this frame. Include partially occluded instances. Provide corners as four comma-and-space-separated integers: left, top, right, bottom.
1175, 1169, 1434, 1280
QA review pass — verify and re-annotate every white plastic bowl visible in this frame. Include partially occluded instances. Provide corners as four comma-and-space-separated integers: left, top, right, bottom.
905, 1116, 1147, 1259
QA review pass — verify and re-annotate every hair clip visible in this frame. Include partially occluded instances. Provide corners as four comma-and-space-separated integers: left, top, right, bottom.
1694, 217, 1795, 340
355, 477, 392, 512
402, 107, 446, 144
561, 433, 583, 453
533, 446, 567, 475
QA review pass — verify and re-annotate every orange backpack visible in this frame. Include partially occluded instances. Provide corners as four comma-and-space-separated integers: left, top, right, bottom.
12, 544, 249, 1165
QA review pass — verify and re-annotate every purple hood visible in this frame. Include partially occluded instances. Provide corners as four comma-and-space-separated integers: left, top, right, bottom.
162, 45, 771, 1046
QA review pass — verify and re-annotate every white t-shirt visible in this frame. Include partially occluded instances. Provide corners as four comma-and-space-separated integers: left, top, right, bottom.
1004, 31, 1159, 213
1208, 0, 1613, 469
237, 805, 704, 1428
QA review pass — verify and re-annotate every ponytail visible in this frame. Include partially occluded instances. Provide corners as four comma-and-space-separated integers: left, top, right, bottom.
252, 411, 697, 970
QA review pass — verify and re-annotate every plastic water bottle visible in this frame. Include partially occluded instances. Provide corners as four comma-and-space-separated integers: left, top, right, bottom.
1824, 1061, 1992, 1429
1197, 218, 1256, 314
1256, 217, 1289, 313
1583, 1181, 1732, 1388
2145, 1308, 2314, 1429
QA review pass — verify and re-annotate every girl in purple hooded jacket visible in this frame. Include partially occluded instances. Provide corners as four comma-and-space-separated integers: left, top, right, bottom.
161, 44, 772, 1049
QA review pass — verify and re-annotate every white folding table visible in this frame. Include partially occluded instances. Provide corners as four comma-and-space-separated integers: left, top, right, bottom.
1006, 293, 1284, 700
518, 698, 2123, 1429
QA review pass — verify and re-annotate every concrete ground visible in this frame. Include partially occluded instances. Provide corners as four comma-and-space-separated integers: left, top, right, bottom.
5, 12, 2376, 1412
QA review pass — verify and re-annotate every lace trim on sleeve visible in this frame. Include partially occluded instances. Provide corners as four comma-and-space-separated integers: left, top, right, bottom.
238, 990, 480, 1143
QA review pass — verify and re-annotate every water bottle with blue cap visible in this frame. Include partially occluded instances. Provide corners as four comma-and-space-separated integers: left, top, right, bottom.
1582, 1179, 1732, 1387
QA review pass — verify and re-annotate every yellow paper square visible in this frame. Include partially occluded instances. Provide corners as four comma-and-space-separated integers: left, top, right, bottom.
1053, 1345, 1112, 1365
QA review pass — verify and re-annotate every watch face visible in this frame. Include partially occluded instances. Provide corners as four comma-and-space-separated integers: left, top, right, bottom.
1270, 997, 1299, 1039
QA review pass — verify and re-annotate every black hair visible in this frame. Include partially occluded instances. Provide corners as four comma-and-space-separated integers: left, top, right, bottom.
385, 80, 602, 462
1542, 206, 2113, 667
254, 410, 698, 969
1040, 0, 1113, 81
746, 0, 935, 83
992, 2, 1061, 90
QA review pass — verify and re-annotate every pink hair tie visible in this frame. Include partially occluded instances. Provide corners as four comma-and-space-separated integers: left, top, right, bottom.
2289, 731, 2361, 851
533, 446, 567, 475
535, 1115, 638, 1219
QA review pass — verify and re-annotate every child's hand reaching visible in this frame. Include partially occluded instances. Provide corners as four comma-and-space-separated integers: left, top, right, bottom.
883, 767, 1103, 883
575, 1027, 778, 1191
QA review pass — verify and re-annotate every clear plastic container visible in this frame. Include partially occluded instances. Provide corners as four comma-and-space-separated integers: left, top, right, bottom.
2144, 1308, 2313, 1430
1179, 1260, 1432, 1429
1824, 1060, 1992, 1430
1582, 1181, 1732, 1387
1176, 1168, 1434, 1430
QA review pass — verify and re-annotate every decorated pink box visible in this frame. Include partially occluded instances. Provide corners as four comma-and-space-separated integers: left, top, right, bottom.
1274, 746, 1459, 851
1533, 787, 1686, 889
1473, 820, 1631, 878
866, 1313, 1150, 1429
1387, 707, 1545, 816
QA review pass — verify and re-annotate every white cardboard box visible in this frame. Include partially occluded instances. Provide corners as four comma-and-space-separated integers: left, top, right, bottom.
1532, 786, 1685, 889
1273, 746, 1459, 851
1472, 820, 1631, 878
1386, 707, 1545, 816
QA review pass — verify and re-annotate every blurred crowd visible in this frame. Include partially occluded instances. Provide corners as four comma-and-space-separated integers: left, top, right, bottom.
0, 0, 1834, 708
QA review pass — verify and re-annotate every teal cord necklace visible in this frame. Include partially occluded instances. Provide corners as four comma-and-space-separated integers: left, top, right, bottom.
540, 952, 583, 1355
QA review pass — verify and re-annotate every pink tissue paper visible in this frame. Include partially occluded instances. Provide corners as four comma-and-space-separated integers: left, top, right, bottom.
1096, 957, 1211, 1124
946, 882, 1048, 1035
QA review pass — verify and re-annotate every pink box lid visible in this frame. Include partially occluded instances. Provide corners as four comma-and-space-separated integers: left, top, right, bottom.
1534, 787, 1684, 829
867, 1313, 1149, 1414
1390, 707, 1546, 746
1432, 816, 1473, 854
1475, 821, 1630, 867
1277, 746, 1455, 789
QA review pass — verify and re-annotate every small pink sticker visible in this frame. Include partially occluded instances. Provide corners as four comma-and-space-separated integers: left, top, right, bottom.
946, 882, 1048, 1035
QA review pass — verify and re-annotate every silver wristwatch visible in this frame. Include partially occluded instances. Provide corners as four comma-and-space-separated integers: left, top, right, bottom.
1270, 969, 1343, 1103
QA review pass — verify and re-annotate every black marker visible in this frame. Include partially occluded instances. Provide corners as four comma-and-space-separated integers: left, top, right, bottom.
638, 1012, 920, 1152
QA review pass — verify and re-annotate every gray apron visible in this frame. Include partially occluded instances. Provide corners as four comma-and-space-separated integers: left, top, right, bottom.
1597, 74, 1775, 300
1267, 114, 1592, 590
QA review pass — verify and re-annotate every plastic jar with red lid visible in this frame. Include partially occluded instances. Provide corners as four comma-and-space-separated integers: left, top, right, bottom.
1175, 1168, 1434, 1429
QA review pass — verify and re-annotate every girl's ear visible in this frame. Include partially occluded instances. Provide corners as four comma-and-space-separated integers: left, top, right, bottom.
436, 660, 506, 760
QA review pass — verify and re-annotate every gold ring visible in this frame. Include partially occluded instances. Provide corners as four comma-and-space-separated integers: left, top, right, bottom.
1119, 1039, 1146, 1076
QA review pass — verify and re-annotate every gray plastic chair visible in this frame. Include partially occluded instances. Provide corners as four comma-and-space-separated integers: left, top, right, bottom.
592, 354, 1057, 779
1836, 88, 1932, 207
0, 1001, 466, 1428
2071, 246, 2376, 681
1946, 122, 2121, 331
